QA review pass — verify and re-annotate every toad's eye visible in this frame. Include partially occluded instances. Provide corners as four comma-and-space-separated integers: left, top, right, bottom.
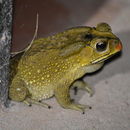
96, 41, 107, 52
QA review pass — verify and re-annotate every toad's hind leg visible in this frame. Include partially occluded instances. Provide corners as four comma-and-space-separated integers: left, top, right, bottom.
9, 76, 51, 109
71, 80, 94, 97
23, 98, 51, 109
55, 85, 91, 113
9, 77, 30, 102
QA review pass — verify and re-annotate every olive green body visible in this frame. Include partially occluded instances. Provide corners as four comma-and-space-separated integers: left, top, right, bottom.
9, 23, 122, 113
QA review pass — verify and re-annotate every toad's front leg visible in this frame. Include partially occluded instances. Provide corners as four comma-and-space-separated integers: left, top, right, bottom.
54, 85, 91, 113
71, 80, 94, 97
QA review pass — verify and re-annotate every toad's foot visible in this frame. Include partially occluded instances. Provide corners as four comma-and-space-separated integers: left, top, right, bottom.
63, 103, 91, 114
55, 86, 91, 113
23, 98, 51, 109
71, 80, 94, 97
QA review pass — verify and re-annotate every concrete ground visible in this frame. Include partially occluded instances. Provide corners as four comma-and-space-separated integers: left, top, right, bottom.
0, 0, 130, 130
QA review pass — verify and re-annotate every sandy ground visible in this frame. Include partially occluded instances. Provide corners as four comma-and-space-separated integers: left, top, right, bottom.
0, 0, 130, 130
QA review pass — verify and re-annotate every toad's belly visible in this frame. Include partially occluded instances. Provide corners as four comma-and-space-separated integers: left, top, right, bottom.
25, 81, 54, 100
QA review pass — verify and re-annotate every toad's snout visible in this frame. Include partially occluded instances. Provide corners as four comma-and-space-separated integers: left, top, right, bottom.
116, 41, 122, 51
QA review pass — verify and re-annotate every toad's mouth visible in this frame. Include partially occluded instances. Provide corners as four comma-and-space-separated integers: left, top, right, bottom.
91, 53, 117, 64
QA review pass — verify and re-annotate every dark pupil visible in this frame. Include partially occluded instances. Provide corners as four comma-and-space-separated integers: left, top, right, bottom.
96, 42, 107, 52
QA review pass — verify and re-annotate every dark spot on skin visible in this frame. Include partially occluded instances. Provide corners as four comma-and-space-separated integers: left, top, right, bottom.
84, 34, 93, 41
